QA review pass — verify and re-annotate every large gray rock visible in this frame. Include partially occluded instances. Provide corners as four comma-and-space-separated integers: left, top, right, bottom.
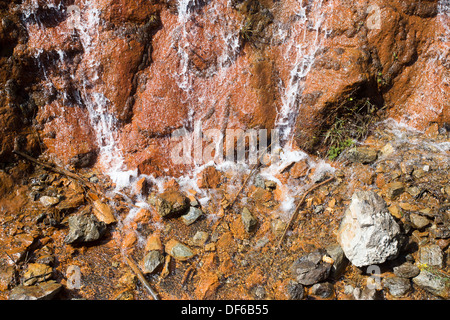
337, 190, 402, 267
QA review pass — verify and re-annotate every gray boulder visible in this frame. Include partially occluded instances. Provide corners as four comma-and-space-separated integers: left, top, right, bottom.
337, 190, 402, 267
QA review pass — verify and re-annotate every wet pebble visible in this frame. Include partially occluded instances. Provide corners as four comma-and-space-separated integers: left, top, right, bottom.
409, 213, 430, 230
291, 250, 331, 286
165, 239, 195, 261
181, 207, 203, 226
310, 282, 334, 298
142, 250, 164, 274
382, 277, 411, 297
393, 262, 420, 278
192, 231, 209, 247
418, 244, 444, 268
241, 207, 257, 233
64, 214, 107, 244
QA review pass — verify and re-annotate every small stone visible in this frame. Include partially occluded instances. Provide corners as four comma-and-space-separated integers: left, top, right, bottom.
181, 207, 203, 226
380, 143, 395, 157
205, 243, 216, 251
271, 219, 287, 237
0, 266, 15, 291
382, 277, 411, 297
388, 205, 403, 219
121, 232, 138, 249
64, 214, 107, 244
264, 180, 277, 190
135, 177, 150, 196
286, 281, 304, 300
23, 263, 52, 286
413, 270, 449, 299
290, 160, 309, 179
310, 282, 334, 298
343, 147, 378, 164
291, 250, 332, 286
192, 231, 209, 247
92, 200, 117, 224
39, 196, 60, 207
253, 285, 266, 299
393, 262, 420, 278
152, 191, 190, 218
187, 195, 199, 207
165, 239, 195, 261
384, 181, 405, 199
409, 213, 430, 230
145, 234, 163, 252
241, 207, 257, 232
141, 250, 164, 274
418, 244, 444, 268
253, 175, 265, 189
325, 244, 347, 279
9, 281, 62, 300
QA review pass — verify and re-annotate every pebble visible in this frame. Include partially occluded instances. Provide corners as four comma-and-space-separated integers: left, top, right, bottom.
382, 277, 411, 297
409, 213, 430, 230
165, 239, 195, 261
291, 250, 331, 286
181, 207, 203, 226
152, 191, 190, 218
92, 200, 117, 224
337, 190, 402, 267
0, 266, 15, 291
325, 244, 347, 279
39, 196, 60, 207
64, 214, 107, 244
384, 181, 405, 200
418, 244, 444, 268
192, 231, 209, 247
145, 234, 163, 252
23, 263, 52, 286
241, 207, 257, 233
310, 282, 334, 298
393, 262, 420, 278
343, 147, 378, 164
141, 250, 164, 274
286, 281, 304, 300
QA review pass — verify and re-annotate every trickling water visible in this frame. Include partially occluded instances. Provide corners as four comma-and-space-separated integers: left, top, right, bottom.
274, 0, 331, 145
23, 0, 134, 186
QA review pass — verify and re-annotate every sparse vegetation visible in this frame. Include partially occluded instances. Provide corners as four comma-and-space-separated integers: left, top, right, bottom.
318, 93, 384, 160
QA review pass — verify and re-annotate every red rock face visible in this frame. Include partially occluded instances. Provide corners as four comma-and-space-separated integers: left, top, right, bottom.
0, 0, 448, 175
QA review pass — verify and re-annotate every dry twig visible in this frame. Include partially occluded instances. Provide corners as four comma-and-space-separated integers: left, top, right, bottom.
124, 255, 160, 300
277, 176, 335, 248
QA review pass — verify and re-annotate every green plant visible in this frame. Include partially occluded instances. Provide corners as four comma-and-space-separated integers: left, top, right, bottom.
318, 94, 383, 160
327, 138, 355, 160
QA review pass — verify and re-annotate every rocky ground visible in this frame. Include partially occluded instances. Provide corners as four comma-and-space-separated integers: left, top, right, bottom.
0, 120, 449, 300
